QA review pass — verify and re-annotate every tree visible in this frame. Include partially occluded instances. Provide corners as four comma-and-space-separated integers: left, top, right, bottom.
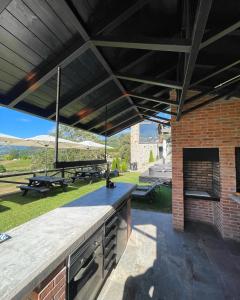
149, 150, 155, 163
115, 157, 121, 170
108, 133, 130, 162
121, 159, 128, 172
111, 158, 116, 170
52, 124, 103, 143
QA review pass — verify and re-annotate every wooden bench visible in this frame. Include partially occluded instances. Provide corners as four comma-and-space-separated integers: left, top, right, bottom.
18, 185, 50, 197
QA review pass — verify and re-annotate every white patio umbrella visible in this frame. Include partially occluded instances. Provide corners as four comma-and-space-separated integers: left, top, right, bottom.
21, 135, 87, 173
23, 135, 85, 149
78, 140, 113, 149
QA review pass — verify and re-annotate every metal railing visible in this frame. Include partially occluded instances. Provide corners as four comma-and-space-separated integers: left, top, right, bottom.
0, 164, 106, 185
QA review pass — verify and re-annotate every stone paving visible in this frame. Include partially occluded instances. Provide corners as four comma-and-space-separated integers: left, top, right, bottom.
98, 209, 240, 300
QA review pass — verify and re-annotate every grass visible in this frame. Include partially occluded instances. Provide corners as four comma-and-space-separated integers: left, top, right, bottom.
0, 175, 28, 196
1, 159, 31, 172
0, 172, 172, 232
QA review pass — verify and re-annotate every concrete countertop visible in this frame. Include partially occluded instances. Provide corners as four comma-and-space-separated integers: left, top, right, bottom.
0, 182, 136, 300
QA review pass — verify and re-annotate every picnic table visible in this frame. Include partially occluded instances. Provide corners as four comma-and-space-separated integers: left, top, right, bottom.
71, 169, 102, 184
18, 176, 68, 196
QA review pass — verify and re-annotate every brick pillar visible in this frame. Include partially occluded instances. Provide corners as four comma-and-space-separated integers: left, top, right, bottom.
172, 144, 184, 231
27, 264, 66, 300
220, 147, 240, 240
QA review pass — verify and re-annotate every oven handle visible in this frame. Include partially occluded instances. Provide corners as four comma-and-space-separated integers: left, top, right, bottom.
73, 255, 95, 282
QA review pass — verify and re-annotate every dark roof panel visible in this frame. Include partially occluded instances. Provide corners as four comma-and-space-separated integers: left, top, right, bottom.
0, 0, 239, 135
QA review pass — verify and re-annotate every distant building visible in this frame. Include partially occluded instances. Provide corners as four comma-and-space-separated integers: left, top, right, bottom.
130, 121, 171, 170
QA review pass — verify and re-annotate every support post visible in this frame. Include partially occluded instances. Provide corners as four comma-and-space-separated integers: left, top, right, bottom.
54, 66, 61, 165
104, 104, 108, 160
104, 104, 110, 187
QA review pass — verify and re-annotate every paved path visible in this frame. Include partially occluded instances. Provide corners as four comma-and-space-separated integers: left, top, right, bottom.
98, 209, 240, 300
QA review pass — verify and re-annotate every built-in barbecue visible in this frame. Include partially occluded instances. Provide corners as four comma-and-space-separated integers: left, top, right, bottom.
183, 148, 220, 201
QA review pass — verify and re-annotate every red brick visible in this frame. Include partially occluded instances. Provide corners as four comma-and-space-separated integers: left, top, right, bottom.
172, 98, 240, 241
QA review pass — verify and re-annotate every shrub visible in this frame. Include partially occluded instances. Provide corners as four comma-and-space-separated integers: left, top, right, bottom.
0, 165, 6, 173
149, 150, 155, 163
121, 159, 128, 172
115, 157, 121, 170
111, 158, 117, 170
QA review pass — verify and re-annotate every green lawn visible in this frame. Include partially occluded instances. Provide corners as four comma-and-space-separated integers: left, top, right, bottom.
1, 159, 31, 172
0, 172, 172, 232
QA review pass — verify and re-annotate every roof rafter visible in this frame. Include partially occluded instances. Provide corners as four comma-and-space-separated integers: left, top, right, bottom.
58, 0, 143, 120
141, 113, 170, 122
182, 90, 236, 115
185, 74, 240, 104
71, 95, 126, 126
136, 104, 176, 116
106, 117, 142, 136
47, 76, 113, 119
70, 54, 169, 125
128, 92, 178, 106
115, 73, 182, 89
119, 51, 155, 73
89, 106, 136, 131
144, 116, 170, 126
191, 59, 240, 87
7, 41, 89, 107
92, 38, 191, 53
100, 114, 140, 135
176, 0, 213, 120
96, 0, 150, 35
200, 20, 240, 49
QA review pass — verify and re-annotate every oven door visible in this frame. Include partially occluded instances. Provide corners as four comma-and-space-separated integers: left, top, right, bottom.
68, 234, 103, 300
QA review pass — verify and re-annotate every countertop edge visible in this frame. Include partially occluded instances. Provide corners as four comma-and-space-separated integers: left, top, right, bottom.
8, 183, 136, 300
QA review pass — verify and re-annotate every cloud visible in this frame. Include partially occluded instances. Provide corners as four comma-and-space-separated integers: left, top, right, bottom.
17, 118, 31, 123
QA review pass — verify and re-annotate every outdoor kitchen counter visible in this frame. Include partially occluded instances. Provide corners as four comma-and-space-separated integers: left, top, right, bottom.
0, 182, 136, 300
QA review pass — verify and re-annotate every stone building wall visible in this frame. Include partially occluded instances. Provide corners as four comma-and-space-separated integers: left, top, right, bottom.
130, 123, 159, 170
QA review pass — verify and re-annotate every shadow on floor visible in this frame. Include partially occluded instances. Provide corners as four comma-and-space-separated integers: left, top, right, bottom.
98, 210, 240, 300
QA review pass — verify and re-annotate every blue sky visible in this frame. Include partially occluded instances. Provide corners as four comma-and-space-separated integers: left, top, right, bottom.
0, 107, 54, 138
0, 106, 169, 138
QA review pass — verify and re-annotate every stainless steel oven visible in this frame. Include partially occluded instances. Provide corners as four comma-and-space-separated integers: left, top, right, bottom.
68, 228, 104, 300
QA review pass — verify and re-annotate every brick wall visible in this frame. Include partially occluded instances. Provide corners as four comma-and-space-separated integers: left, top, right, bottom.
185, 198, 214, 224
213, 162, 220, 196
171, 97, 240, 241
183, 161, 213, 192
26, 263, 66, 300
236, 148, 240, 192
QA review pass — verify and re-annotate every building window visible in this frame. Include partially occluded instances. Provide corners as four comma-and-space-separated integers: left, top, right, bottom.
139, 121, 159, 144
